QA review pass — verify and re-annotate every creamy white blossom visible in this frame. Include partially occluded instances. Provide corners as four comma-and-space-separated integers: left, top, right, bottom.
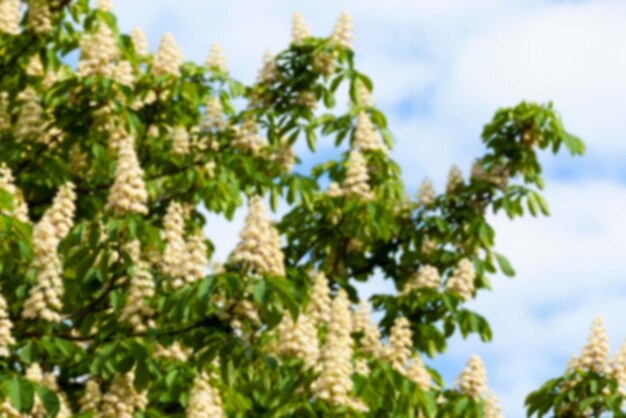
15, 88, 51, 144
186, 373, 224, 418
76, 23, 119, 78
95, 0, 113, 12
26, 55, 44, 77
445, 258, 475, 301
0, 164, 30, 223
355, 80, 374, 108
22, 183, 76, 322
326, 181, 343, 198
343, 150, 373, 200
205, 43, 227, 73
27, 0, 52, 34
258, 51, 278, 83
232, 116, 267, 154
270, 137, 296, 172
0, 93, 10, 133
446, 165, 464, 193
291, 12, 310, 45
455, 355, 488, 400
131, 27, 149, 56
306, 272, 332, 325
106, 135, 148, 215
384, 316, 413, 371
354, 112, 386, 153
112, 61, 134, 86
120, 260, 155, 332
0, 292, 15, 357
0, 0, 21, 35
202, 97, 225, 131
402, 265, 440, 294
406, 355, 432, 390
79, 380, 102, 413
580, 317, 610, 374
416, 178, 436, 207
613, 340, 626, 395
155, 341, 192, 362
153, 33, 182, 77
171, 126, 191, 155
332, 12, 354, 50
98, 372, 148, 418
278, 311, 319, 368
230, 196, 285, 277
312, 289, 366, 411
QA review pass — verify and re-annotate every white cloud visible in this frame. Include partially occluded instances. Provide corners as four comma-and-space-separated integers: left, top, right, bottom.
435, 179, 626, 417
440, 0, 626, 155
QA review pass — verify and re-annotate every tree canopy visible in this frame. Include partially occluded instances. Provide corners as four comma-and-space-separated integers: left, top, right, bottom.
1, 1, 622, 417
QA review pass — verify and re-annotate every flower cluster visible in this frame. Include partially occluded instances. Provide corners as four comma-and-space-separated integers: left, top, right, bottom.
26, 55, 44, 77
153, 33, 182, 77
0, 93, 9, 132
402, 265, 441, 294
343, 150, 373, 200
186, 373, 224, 418
202, 97, 225, 131
171, 126, 190, 155
353, 301, 383, 358
206, 43, 228, 73
119, 260, 155, 332
0, 164, 30, 223
25, 364, 72, 417
579, 317, 610, 374
455, 355, 488, 400
0, 292, 15, 357
77, 23, 120, 79
306, 272, 332, 325
471, 160, 509, 189
277, 311, 319, 368
155, 341, 192, 362
79, 380, 102, 413
230, 196, 285, 277
291, 13, 311, 45
22, 183, 76, 322
27, 0, 52, 34
258, 51, 278, 83
0, 0, 21, 35
312, 289, 366, 411
332, 12, 354, 50
15, 88, 53, 145
406, 355, 432, 390
96, 0, 113, 12
445, 258, 475, 300
98, 371, 149, 418
131, 27, 149, 56
354, 80, 374, 108
446, 165, 464, 193
232, 116, 267, 154
270, 138, 296, 172
416, 178, 436, 206
105, 135, 149, 215
353, 112, 387, 153
384, 316, 413, 372
614, 341, 626, 395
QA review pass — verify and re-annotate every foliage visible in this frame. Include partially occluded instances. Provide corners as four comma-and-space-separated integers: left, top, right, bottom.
0, 0, 593, 417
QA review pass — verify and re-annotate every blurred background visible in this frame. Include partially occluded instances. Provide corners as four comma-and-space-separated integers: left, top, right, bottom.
110, 1, 626, 415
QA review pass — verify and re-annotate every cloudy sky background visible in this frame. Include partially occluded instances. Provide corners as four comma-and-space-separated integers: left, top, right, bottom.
110, 0, 626, 415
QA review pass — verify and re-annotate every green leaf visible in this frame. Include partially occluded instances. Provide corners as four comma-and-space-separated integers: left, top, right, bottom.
5, 377, 34, 413
34, 384, 60, 418
494, 252, 515, 277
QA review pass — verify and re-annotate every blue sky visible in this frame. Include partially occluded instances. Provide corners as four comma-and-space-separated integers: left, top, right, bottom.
110, 0, 626, 415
